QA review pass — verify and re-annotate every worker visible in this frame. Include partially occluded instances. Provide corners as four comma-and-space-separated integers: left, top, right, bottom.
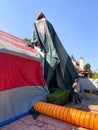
72, 79, 81, 104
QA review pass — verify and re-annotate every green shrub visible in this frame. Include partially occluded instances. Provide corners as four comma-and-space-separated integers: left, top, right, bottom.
50, 87, 60, 92
46, 88, 70, 105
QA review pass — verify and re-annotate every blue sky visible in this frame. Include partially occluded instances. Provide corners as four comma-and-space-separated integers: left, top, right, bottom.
0, 0, 98, 72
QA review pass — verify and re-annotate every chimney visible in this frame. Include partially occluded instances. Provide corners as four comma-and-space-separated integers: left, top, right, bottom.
79, 57, 84, 71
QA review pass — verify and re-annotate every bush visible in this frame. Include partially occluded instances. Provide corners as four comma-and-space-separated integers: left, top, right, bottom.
92, 72, 98, 80
46, 88, 70, 105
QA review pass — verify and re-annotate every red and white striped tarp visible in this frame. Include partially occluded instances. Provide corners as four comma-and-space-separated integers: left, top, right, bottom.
0, 30, 49, 123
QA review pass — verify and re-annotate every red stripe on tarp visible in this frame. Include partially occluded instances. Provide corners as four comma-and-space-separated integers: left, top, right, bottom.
0, 30, 28, 45
0, 52, 46, 91
0, 37, 37, 53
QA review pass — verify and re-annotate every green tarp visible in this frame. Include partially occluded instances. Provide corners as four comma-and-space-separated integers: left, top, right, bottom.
33, 18, 78, 92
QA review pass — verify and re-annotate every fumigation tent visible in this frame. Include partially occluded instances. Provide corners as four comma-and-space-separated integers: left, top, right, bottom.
0, 16, 78, 125
0, 30, 49, 124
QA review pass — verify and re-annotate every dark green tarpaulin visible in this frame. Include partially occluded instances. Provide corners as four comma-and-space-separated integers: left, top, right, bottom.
33, 18, 78, 92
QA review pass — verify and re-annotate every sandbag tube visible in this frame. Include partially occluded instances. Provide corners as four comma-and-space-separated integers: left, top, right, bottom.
34, 101, 98, 130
